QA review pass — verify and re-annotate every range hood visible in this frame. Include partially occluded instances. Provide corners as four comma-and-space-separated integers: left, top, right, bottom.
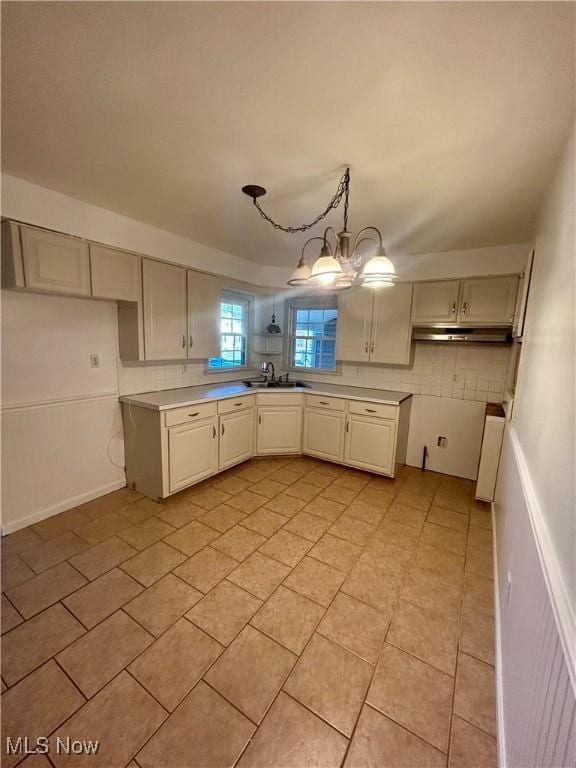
412, 327, 512, 344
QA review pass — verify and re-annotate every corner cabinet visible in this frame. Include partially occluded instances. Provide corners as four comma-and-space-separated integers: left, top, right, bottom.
142, 259, 188, 360
337, 283, 413, 365
256, 393, 303, 455
412, 277, 518, 326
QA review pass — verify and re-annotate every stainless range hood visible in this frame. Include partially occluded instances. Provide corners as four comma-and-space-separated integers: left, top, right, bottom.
412, 327, 512, 343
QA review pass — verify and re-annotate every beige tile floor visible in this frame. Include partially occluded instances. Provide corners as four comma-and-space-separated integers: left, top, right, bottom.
1, 457, 497, 768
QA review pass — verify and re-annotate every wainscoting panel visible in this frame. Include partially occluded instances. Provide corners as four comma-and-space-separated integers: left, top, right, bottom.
494, 428, 575, 767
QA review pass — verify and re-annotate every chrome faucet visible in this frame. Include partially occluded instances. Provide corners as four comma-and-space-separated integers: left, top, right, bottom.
261, 361, 275, 382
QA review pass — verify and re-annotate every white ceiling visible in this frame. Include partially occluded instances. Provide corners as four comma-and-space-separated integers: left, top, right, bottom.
2, 2, 574, 267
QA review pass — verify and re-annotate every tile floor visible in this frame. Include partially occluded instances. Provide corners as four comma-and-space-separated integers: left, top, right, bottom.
1, 456, 497, 768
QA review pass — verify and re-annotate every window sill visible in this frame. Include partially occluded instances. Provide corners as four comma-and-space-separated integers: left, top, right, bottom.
286, 367, 342, 377
203, 366, 258, 376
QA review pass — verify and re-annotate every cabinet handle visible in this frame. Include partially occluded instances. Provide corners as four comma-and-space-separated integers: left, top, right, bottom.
365, 408, 377, 413
319, 401, 329, 405
189, 335, 193, 348
182, 334, 186, 348
234, 402, 243, 407
461, 302, 467, 316
212, 425, 216, 438
346, 421, 349, 432
450, 302, 456, 314
188, 412, 200, 417
364, 342, 369, 353
258, 414, 262, 425
370, 341, 374, 354
221, 423, 225, 436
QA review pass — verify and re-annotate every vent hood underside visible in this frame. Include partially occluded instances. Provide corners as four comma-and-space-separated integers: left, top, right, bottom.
412, 327, 512, 343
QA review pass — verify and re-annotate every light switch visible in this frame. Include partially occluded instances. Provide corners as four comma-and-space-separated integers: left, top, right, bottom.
89, 353, 101, 368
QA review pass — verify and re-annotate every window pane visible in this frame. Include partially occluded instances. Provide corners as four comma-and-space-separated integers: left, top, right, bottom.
290, 304, 338, 370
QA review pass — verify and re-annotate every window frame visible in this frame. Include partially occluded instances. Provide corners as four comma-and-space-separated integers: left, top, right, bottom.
207, 291, 251, 372
285, 296, 339, 374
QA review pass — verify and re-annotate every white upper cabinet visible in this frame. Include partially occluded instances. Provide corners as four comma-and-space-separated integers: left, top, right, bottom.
336, 288, 372, 362
90, 244, 141, 302
411, 280, 460, 324
142, 259, 188, 360
459, 276, 518, 325
412, 277, 519, 325
187, 270, 221, 360
337, 284, 413, 365
370, 283, 413, 364
20, 225, 91, 296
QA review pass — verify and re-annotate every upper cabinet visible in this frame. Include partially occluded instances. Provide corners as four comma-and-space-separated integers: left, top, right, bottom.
459, 277, 518, 325
412, 276, 519, 326
411, 281, 460, 324
19, 224, 91, 296
187, 270, 220, 360
90, 244, 141, 302
337, 283, 413, 365
142, 259, 188, 360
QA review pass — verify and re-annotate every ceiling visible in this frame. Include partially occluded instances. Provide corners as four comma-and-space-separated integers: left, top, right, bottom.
2, 2, 574, 267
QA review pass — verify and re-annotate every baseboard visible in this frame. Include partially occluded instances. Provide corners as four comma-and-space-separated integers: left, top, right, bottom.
1, 479, 127, 535
492, 500, 507, 768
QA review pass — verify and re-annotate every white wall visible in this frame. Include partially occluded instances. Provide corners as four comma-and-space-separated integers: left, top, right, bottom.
1, 291, 125, 533
494, 128, 575, 766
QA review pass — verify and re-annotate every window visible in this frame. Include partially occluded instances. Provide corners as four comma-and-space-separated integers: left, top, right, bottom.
289, 303, 338, 371
208, 295, 248, 369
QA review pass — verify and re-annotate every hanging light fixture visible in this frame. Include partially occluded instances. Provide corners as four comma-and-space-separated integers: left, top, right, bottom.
242, 167, 397, 290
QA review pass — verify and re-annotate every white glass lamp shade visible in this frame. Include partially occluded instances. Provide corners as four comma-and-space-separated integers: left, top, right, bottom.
359, 250, 396, 287
309, 254, 343, 286
287, 257, 312, 286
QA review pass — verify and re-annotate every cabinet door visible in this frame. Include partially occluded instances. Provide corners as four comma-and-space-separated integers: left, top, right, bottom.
302, 409, 344, 462
257, 406, 302, 455
168, 418, 218, 492
336, 288, 373, 362
343, 414, 397, 475
188, 271, 221, 359
219, 409, 255, 470
370, 283, 413, 364
143, 259, 188, 360
90, 244, 141, 302
411, 281, 460, 324
459, 277, 518, 325
20, 226, 91, 296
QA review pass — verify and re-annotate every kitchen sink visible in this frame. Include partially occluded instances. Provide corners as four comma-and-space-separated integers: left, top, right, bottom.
242, 379, 308, 389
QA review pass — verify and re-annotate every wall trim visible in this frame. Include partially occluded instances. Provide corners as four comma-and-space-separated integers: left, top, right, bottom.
0, 478, 126, 535
492, 500, 507, 768
1, 391, 119, 413
508, 425, 576, 694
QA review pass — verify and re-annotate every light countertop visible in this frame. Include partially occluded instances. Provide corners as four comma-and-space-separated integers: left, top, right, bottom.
119, 380, 412, 411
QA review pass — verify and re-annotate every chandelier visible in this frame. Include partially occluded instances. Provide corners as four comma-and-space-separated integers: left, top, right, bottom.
241, 167, 397, 290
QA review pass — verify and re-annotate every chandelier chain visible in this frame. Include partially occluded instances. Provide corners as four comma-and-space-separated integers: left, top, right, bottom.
252, 168, 350, 234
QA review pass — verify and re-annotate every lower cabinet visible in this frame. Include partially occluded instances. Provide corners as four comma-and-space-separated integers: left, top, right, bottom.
257, 405, 302, 455
219, 408, 255, 470
343, 413, 397, 476
168, 417, 218, 493
303, 408, 345, 462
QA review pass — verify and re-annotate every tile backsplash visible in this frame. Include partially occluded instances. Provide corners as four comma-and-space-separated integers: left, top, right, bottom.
118, 342, 510, 403
295, 342, 511, 403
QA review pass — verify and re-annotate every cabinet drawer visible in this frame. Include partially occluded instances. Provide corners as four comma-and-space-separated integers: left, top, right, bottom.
256, 393, 304, 406
305, 394, 346, 412
164, 402, 217, 427
218, 395, 255, 415
347, 400, 398, 420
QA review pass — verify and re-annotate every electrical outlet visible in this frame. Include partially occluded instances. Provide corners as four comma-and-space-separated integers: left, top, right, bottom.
437, 436, 448, 448
89, 353, 101, 369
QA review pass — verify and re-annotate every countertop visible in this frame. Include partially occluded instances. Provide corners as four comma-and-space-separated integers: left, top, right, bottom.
119, 380, 413, 411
